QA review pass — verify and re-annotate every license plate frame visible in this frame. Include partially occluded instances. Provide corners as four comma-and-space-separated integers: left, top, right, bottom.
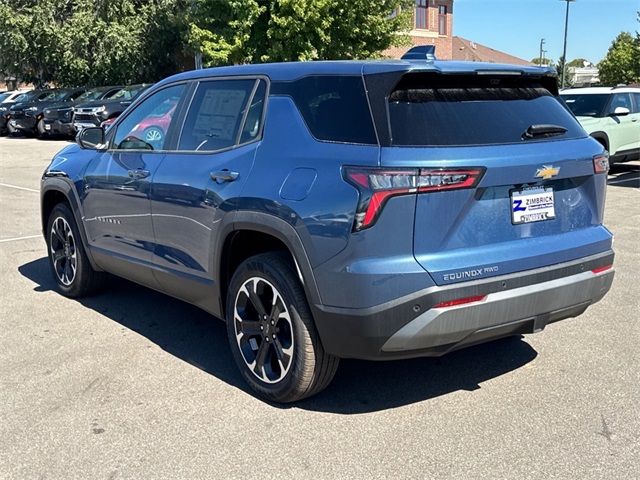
510, 186, 556, 225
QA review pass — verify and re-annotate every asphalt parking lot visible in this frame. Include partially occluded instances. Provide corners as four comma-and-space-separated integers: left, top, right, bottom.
0, 136, 638, 479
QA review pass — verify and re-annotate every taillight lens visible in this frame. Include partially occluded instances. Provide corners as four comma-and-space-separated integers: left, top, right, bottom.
343, 166, 485, 231
593, 153, 609, 174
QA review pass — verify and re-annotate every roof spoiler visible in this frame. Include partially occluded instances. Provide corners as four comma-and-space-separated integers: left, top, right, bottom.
401, 45, 436, 61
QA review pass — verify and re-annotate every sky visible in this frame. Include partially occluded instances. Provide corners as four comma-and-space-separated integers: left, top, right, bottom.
454, 0, 639, 64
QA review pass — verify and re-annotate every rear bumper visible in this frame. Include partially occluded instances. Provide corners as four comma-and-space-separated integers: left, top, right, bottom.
313, 251, 614, 360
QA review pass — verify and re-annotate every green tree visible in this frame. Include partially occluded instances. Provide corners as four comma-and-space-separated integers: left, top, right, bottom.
530, 57, 553, 66
188, 0, 415, 67
0, 0, 188, 87
598, 31, 640, 86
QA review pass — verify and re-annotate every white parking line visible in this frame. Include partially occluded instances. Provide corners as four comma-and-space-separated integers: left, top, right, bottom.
0, 182, 39, 193
0, 234, 42, 243
608, 177, 640, 186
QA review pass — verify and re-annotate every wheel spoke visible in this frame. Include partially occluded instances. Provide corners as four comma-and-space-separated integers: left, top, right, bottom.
247, 281, 268, 319
52, 250, 65, 263
52, 220, 65, 243
239, 320, 262, 337
273, 337, 291, 366
253, 341, 270, 377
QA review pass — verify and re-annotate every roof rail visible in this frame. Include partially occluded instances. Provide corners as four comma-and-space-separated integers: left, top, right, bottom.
401, 45, 436, 61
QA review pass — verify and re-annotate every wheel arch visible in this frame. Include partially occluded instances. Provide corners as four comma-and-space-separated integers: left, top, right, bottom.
41, 180, 100, 270
590, 131, 610, 152
217, 211, 322, 318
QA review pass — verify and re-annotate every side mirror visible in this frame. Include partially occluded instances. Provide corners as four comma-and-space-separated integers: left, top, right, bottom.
77, 127, 106, 150
612, 106, 630, 116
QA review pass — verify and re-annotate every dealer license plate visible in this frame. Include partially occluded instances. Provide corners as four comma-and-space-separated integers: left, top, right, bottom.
511, 187, 556, 224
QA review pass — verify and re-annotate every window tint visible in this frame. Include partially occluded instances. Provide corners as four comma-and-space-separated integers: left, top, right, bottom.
274, 75, 377, 144
239, 80, 267, 144
389, 74, 584, 146
112, 84, 185, 151
633, 93, 640, 113
562, 94, 609, 117
178, 79, 256, 151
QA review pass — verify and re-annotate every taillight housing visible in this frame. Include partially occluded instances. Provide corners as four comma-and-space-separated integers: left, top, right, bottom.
593, 153, 609, 174
343, 166, 485, 231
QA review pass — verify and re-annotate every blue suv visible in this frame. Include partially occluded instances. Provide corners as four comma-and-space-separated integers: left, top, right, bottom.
41, 57, 615, 402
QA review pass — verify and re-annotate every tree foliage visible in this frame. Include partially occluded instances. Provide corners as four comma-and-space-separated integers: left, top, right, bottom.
188, 0, 415, 66
598, 31, 640, 86
0, 0, 188, 87
0, 0, 415, 87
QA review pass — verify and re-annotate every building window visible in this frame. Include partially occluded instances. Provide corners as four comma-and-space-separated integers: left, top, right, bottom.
438, 5, 447, 35
415, 0, 428, 29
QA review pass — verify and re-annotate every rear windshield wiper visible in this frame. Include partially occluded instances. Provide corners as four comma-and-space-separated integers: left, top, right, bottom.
522, 124, 568, 140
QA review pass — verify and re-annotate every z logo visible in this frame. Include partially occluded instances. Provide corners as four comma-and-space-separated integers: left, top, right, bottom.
513, 199, 526, 212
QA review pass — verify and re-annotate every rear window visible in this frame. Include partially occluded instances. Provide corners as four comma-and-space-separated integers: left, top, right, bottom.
272, 76, 377, 144
388, 74, 584, 146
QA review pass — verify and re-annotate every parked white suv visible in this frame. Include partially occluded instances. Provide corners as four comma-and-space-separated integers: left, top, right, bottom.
561, 87, 640, 164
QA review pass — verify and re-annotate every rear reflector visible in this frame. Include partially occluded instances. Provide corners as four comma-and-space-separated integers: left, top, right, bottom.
593, 153, 609, 174
434, 295, 487, 308
591, 265, 612, 274
343, 166, 485, 231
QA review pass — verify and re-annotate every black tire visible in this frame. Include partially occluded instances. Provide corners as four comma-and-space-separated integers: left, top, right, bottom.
225, 252, 339, 402
46, 203, 105, 298
36, 118, 48, 137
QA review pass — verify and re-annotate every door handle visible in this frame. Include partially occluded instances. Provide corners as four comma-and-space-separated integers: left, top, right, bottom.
210, 170, 239, 183
128, 169, 150, 179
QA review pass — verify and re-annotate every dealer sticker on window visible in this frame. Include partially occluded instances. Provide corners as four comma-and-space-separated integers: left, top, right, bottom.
511, 186, 556, 224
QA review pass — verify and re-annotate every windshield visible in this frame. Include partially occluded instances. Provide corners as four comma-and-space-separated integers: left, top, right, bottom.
561, 94, 610, 117
39, 90, 73, 102
0, 93, 10, 103
75, 90, 106, 102
111, 85, 146, 100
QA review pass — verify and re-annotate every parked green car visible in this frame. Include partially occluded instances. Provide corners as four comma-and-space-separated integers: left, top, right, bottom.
561, 87, 640, 164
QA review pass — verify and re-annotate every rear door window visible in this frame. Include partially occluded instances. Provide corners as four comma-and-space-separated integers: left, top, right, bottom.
178, 79, 261, 151
388, 74, 585, 146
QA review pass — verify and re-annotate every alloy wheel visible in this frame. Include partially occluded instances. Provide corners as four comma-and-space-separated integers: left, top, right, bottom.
50, 216, 77, 286
234, 277, 294, 384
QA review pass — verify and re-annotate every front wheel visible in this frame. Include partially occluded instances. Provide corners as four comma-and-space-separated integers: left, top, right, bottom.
46, 203, 105, 297
226, 253, 339, 402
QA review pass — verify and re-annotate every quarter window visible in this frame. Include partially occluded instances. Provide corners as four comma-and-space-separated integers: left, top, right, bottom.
112, 84, 185, 151
178, 79, 259, 151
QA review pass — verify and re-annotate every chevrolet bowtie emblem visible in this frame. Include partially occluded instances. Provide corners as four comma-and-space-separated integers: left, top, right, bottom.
535, 165, 560, 180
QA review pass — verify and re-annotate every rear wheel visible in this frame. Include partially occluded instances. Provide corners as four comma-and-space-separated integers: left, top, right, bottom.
46, 203, 105, 297
226, 252, 339, 402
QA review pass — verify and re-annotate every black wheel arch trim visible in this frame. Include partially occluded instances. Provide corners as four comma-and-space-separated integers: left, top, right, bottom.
40, 178, 101, 271
589, 131, 609, 151
217, 210, 323, 314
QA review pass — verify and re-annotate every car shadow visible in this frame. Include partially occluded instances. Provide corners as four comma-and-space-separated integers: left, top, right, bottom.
19, 257, 538, 414
608, 163, 640, 189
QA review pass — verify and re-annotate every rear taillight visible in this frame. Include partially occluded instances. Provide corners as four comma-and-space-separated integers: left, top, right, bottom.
593, 153, 609, 174
343, 166, 485, 231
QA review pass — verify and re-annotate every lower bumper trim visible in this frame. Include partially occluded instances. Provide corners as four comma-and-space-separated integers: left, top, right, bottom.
312, 251, 615, 360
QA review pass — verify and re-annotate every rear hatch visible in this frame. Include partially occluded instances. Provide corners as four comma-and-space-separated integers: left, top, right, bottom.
370, 70, 612, 286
